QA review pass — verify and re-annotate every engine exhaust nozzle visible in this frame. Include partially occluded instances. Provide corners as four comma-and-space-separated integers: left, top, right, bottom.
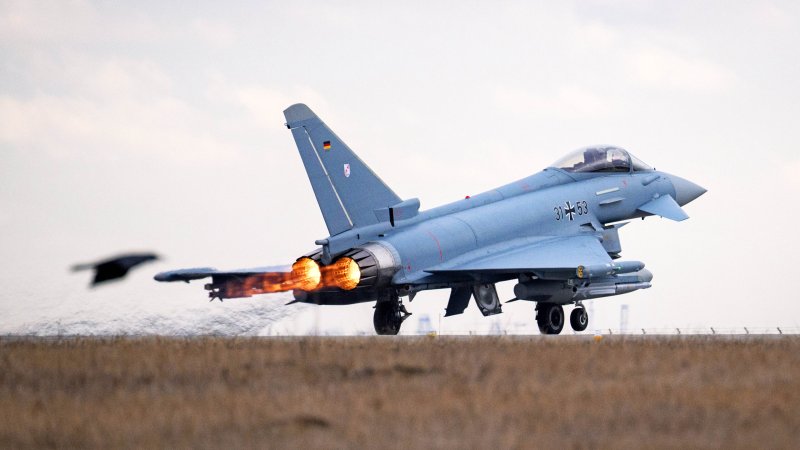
326, 257, 361, 291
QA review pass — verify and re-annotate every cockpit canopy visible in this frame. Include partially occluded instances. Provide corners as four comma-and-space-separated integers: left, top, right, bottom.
550, 146, 652, 173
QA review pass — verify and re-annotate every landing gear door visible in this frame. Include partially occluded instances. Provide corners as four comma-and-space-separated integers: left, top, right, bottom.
445, 286, 471, 317
472, 283, 503, 317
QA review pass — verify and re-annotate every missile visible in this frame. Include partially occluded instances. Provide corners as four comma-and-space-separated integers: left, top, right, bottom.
576, 260, 645, 279
514, 275, 652, 303
614, 282, 651, 294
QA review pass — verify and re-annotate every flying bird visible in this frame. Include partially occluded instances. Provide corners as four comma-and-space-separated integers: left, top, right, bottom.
72, 253, 159, 286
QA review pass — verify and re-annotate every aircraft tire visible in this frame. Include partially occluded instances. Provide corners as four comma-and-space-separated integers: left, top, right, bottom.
536, 303, 564, 335
570, 307, 589, 332
373, 301, 401, 335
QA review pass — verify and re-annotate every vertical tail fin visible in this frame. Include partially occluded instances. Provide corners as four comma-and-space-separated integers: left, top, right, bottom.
284, 104, 402, 236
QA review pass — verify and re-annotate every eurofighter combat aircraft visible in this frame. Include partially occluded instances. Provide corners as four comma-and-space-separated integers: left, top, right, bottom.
156, 104, 706, 335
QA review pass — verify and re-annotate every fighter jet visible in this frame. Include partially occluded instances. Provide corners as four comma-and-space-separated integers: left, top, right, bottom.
155, 104, 705, 335
73, 252, 159, 286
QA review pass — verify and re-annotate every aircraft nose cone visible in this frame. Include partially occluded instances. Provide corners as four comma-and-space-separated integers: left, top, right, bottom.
671, 176, 707, 206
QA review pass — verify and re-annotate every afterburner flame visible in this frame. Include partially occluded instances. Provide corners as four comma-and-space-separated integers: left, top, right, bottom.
326, 257, 361, 290
209, 256, 362, 299
290, 257, 322, 291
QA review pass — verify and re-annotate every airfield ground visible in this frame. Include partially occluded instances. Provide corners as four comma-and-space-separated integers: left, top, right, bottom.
1, 336, 799, 448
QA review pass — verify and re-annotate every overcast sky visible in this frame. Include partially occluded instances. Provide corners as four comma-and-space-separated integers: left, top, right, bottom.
1, 0, 799, 334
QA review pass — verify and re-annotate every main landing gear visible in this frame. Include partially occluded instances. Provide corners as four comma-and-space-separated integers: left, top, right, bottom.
373, 291, 411, 335
536, 303, 589, 335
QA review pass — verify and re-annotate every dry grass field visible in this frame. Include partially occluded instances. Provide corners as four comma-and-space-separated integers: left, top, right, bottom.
1, 336, 799, 449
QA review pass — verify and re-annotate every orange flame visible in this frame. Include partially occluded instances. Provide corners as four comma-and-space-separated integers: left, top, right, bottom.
324, 257, 361, 291
289, 257, 322, 291
212, 257, 361, 298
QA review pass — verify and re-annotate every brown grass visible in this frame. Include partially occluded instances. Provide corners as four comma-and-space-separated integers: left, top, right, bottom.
1, 336, 799, 449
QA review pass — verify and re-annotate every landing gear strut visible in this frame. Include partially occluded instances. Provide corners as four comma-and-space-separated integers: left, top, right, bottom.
373, 291, 411, 335
570, 306, 589, 332
536, 303, 564, 335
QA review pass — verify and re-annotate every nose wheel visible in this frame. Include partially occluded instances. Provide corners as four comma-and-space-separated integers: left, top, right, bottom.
570, 306, 589, 332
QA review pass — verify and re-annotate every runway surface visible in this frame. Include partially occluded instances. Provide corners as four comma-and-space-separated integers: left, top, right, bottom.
2, 335, 799, 448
